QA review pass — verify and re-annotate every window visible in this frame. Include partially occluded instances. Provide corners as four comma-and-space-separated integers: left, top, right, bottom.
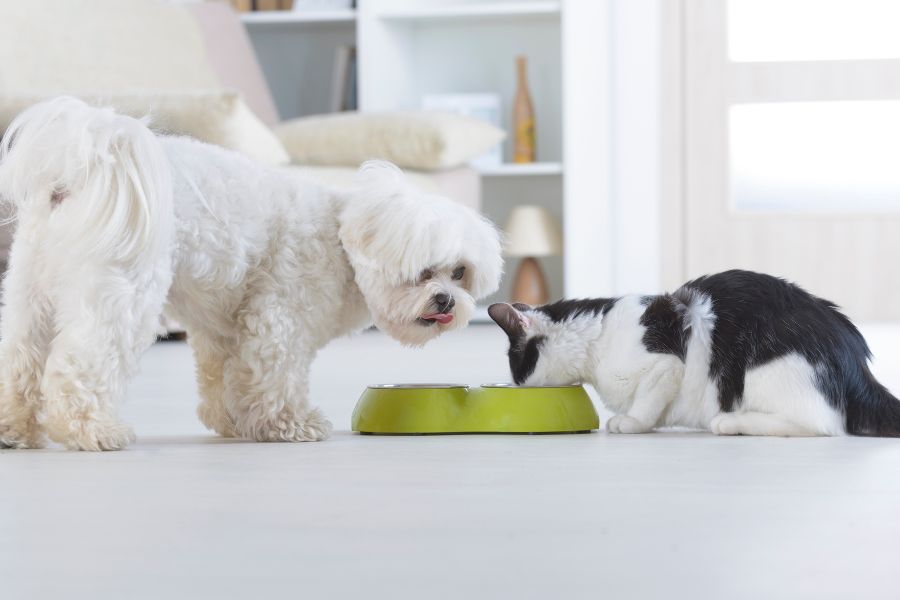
728, 0, 900, 62
730, 101, 900, 212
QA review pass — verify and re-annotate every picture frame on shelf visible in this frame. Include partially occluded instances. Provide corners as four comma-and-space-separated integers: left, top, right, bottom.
292, 0, 354, 12
422, 93, 503, 168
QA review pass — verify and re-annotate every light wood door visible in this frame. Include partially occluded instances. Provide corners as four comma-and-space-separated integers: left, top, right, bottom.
684, 0, 900, 320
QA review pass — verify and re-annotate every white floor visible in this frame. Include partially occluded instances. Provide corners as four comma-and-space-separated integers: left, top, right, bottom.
3, 324, 900, 599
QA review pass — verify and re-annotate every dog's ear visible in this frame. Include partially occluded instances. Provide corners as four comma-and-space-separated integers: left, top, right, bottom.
488, 303, 528, 339
339, 160, 503, 297
465, 214, 503, 300
338, 161, 415, 276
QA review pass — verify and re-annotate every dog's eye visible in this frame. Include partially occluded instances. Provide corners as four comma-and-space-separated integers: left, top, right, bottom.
419, 269, 435, 283
452, 265, 466, 281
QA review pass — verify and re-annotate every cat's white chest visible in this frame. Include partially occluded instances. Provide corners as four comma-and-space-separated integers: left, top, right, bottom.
588, 297, 658, 413
593, 365, 645, 413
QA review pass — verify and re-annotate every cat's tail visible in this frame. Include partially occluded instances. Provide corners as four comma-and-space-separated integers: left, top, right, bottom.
675, 288, 717, 403
845, 367, 900, 437
821, 303, 900, 437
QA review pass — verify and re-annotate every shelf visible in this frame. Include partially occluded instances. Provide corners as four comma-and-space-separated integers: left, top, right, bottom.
477, 162, 563, 176
377, 1, 560, 22
240, 10, 357, 25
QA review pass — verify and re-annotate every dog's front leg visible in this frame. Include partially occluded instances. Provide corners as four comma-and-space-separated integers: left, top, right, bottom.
224, 298, 332, 442
190, 331, 236, 437
225, 348, 332, 442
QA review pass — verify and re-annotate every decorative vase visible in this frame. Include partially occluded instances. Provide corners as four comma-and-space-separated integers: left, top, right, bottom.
512, 55, 536, 163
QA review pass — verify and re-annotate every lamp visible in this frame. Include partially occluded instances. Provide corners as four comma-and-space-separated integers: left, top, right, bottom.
504, 205, 563, 306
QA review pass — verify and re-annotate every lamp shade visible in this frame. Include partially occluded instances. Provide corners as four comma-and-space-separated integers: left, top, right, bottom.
503, 205, 563, 257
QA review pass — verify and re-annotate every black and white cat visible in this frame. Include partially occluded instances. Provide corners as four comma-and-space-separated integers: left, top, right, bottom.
489, 269, 900, 437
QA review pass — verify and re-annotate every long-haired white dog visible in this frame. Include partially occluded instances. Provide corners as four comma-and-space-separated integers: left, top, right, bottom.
0, 97, 502, 450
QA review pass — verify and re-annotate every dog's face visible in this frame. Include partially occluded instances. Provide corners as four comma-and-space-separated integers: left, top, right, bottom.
367, 261, 478, 346
339, 161, 502, 346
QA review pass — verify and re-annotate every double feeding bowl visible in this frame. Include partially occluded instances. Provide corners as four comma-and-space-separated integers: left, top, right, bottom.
351, 383, 599, 434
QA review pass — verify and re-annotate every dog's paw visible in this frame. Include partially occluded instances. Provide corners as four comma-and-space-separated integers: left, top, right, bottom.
253, 407, 333, 443
294, 408, 333, 441
197, 399, 236, 438
0, 427, 46, 449
0, 425, 27, 449
606, 414, 651, 434
47, 417, 136, 451
710, 413, 740, 436
0, 391, 44, 449
0, 416, 46, 449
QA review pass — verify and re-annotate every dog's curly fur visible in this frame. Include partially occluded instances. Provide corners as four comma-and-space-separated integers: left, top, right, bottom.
0, 97, 502, 450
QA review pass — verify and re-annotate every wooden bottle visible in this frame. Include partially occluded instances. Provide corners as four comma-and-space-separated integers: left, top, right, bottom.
512, 55, 536, 163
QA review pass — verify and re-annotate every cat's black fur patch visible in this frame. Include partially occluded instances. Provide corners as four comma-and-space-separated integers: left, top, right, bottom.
509, 335, 546, 385
640, 295, 690, 361
681, 269, 900, 435
536, 298, 618, 323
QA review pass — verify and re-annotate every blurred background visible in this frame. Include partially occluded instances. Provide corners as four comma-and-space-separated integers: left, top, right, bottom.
234, 0, 900, 321
4, 0, 899, 320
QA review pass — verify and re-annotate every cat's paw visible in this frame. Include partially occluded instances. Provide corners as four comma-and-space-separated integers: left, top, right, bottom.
606, 415, 651, 434
710, 413, 740, 435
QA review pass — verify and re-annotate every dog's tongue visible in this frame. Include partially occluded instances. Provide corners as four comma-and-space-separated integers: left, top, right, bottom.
422, 312, 454, 324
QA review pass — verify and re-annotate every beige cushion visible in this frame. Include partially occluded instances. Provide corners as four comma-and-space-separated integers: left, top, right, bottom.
0, 93, 290, 166
275, 111, 506, 171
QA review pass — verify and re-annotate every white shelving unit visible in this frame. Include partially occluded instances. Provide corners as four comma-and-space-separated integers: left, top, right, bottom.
241, 10, 357, 24
376, 1, 560, 22
243, 0, 609, 305
477, 162, 563, 176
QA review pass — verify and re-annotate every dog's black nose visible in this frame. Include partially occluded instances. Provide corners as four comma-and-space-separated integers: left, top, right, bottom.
434, 292, 455, 313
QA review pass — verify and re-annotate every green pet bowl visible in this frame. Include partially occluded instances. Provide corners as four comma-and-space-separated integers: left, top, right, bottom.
351, 383, 599, 434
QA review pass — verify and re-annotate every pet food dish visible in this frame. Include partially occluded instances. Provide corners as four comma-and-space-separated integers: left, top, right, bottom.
351, 383, 599, 434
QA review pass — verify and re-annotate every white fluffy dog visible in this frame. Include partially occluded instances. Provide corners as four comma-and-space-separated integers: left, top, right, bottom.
0, 97, 502, 451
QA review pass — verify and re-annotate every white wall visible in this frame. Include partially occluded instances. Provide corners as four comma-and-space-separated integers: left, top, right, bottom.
564, 0, 669, 298
562, 0, 613, 298
609, 0, 664, 295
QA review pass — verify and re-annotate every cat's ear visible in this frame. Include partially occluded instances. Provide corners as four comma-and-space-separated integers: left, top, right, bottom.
488, 303, 529, 338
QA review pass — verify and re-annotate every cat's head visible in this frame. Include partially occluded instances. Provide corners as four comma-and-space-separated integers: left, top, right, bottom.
488, 301, 597, 386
